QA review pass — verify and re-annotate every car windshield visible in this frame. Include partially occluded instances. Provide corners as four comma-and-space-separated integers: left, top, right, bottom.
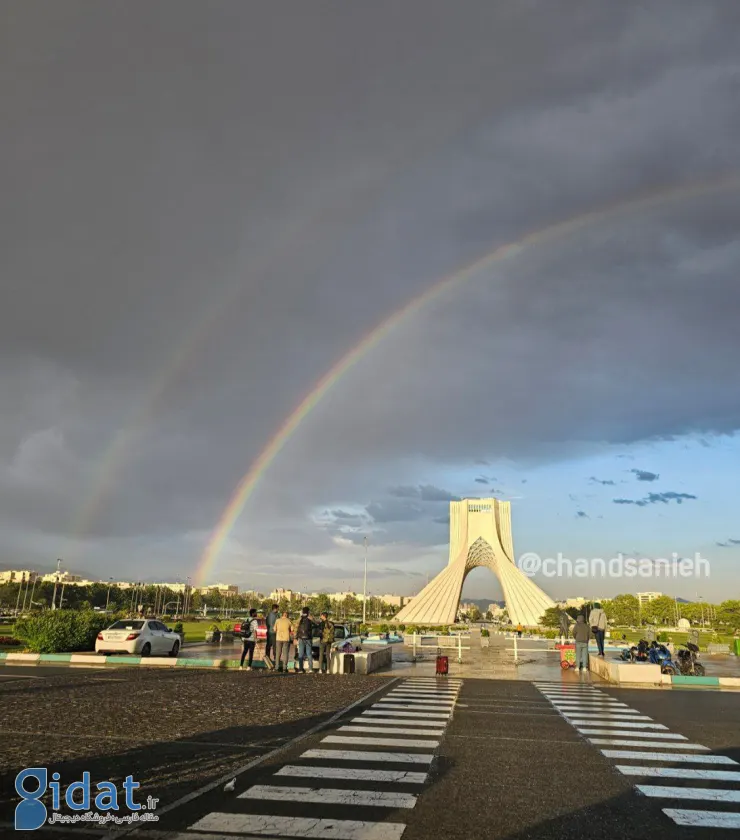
109, 621, 145, 630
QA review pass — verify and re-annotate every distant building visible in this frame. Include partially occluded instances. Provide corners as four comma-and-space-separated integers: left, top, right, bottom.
0, 570, 36, 584
637, 591, 663, 606
269, 588, 297, 602
199, 583, 239, 596
40, 571, 82, 584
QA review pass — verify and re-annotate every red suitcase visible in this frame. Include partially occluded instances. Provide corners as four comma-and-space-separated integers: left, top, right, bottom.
435, 654, 449, 675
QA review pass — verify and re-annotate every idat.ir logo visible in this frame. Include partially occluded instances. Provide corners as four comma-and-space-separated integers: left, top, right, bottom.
15, 767, 151, 831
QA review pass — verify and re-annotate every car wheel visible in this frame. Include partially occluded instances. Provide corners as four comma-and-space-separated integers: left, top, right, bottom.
169, 640, 180, 658
140, 642, 151, 657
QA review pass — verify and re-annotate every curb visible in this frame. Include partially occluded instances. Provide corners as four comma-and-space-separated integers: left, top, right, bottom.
0, 651, 290, 670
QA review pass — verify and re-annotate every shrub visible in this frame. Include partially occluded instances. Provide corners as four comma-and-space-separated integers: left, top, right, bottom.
173, 622, 184, 635
397, 624, 406, 632
379, 623, 390, 634
15, 610, 110, 653
0, 636, 21, 646
358, 624, 370, 636
480, 628, 490, 637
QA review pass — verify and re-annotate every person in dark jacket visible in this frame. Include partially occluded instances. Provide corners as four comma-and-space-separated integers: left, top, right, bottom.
295, 607, 315, 673
572, 614, 591, 671
317, 612, 335, 674
265, 603, 279, 667
239, 608, 258, 671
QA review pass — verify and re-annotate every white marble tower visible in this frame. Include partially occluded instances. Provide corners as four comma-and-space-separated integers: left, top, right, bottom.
394, 498, 554, 627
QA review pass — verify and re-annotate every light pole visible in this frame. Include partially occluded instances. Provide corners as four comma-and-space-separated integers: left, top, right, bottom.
105, 578, 114, 612
28, 573, 38, 612
14, 573, 24, 615
362, 536, 368, 625
51, 558, 62, 610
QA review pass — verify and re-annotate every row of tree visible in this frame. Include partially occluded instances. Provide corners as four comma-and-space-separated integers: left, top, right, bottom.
540, 595, 740, 630
0, 581, 400, 621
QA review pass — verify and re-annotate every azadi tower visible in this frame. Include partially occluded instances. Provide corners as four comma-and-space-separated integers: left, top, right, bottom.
394, 498, 555, 627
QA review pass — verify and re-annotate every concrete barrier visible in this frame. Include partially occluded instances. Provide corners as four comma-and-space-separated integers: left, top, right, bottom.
354, 647, 392, 675
4, 653, 40, 664
589, 655, 662, 685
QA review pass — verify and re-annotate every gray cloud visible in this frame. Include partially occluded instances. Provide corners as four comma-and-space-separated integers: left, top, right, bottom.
716, 538, 740, 547
631, 469, 660, 482
613, 491, 698, 507
576, 511, 589, 519
590, 476, 616, 486
1, 2, 739, 590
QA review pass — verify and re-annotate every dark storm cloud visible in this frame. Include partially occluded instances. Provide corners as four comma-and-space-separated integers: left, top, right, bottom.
631, 469, 660, 482
2, 2, 740, 585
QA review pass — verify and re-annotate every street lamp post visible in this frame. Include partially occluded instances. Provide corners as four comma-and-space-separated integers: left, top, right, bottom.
51, 558, 62, 610
362, 536, 368, 625
105, 578, 113, 612
14, 573, 24, 615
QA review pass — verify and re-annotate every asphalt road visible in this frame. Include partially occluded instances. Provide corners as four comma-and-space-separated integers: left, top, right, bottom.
2, 666, 740, 838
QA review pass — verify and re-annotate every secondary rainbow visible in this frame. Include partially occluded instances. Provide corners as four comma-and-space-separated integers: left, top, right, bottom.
195, 174, 740, 586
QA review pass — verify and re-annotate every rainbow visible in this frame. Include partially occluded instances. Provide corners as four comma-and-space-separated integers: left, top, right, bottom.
204, 176, 740, 585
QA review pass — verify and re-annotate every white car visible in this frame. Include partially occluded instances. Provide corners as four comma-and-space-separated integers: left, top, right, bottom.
96, 619, 181, 657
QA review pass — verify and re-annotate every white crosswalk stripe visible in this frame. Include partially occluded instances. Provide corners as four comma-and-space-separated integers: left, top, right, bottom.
617, 766, 740, 782
576, 728, 686, 739
323, 735, 440, 748
239, 785, 418, 808
605, 751, 737, 765
663, 810, 740, 829
353, 716, 449, 728
339, 725, 446, 736
276, 765, 429, 784
303, 748, 434, 763
638, 785, 740, 803
362, 710, 450, 720
535, 681, 739, 830
588, 739, 709, 750
184, 813, 407, 839
175, 678, 461, 840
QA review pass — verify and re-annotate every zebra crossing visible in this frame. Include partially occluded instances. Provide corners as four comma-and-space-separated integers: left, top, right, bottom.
173, 677, 461, 839
535, 680, 740, 831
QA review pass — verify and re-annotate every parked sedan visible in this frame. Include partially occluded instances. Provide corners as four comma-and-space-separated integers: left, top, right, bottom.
96, 619, 181, 657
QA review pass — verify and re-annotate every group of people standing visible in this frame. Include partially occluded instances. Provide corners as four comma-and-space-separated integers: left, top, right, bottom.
238, 604, 336, 674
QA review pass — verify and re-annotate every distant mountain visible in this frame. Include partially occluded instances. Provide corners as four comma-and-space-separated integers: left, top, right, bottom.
463, 598, 504, 611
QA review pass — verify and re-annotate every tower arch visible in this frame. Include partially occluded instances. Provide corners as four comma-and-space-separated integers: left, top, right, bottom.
394, 498, 554, 627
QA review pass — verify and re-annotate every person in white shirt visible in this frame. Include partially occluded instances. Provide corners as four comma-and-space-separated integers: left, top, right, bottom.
588, 602, 608, 657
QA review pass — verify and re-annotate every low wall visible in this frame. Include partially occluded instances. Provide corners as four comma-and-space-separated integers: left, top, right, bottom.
354, 647, 392, 675
589, 655, 662, 685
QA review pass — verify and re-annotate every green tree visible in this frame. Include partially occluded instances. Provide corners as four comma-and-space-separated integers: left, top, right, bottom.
604, 594, 639, 626
540, 607, 562, 628
468, 606, 482, 623
485, 610, 493, 621
716, 600, 740, 631
643, 595, 679, 626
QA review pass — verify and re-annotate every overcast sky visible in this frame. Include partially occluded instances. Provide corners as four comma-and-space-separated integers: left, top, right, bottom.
2, 2, 739, 602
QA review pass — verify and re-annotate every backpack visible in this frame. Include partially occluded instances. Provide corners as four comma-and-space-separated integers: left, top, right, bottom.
241, 619, 255, 640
